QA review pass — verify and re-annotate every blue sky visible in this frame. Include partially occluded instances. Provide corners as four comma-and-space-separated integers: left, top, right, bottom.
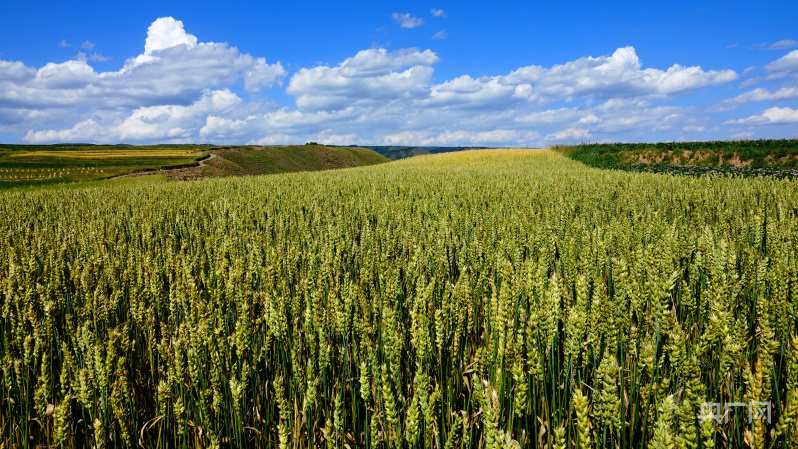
1, 0, 797, 146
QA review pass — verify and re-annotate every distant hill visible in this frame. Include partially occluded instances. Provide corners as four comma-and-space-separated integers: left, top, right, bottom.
338, 145, 491, 160
169, 144, 390, 180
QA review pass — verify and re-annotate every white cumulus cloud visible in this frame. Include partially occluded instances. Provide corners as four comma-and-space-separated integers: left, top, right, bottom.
145, 17, 197, 54
412, 47, 736, 113
34, 59, 96, 89
287, 48, 438, 110
244, 58, 288, 92
765, 50, 798, 79
726, 107, 798, 125
503, 47, 737, 100
23, 89, 245, 144
0, 17, 284, 141
719, 86, 798, 108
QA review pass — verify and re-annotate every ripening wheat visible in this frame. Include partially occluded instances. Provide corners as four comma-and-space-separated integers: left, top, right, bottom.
1, 149, 797, 448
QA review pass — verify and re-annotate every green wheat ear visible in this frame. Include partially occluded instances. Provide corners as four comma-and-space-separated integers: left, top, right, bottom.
573, 388, 592, 449
553, 426, 567, 449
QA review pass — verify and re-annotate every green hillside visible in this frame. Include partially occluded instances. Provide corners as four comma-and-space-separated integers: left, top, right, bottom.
181, 144, 389, 180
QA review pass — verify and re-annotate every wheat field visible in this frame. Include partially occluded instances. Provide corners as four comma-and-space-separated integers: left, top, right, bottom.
1, 149, 797, 448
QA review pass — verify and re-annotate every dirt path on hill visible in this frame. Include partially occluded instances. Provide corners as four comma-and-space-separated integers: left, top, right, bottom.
104, 153, 217, 180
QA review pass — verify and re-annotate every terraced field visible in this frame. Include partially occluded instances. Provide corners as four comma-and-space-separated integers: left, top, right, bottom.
0, 145, 208, 189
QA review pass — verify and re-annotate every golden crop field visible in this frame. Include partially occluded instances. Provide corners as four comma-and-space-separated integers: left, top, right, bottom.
1, 149, 797, 448
8, 150, 203, 159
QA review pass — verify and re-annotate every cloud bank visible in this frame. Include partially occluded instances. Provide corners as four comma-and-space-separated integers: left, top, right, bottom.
2, 17, 797, 146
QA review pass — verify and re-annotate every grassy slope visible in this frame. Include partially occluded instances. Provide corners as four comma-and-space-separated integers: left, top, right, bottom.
175, 144, 390, 179
557, 139, 798, 177
0, 144, 207, 189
